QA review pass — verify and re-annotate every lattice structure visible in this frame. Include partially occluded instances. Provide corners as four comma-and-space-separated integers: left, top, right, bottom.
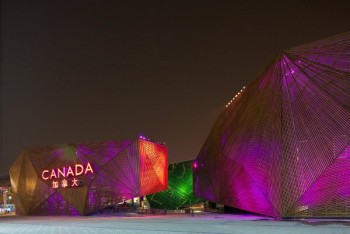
147, 160, 202, 209
193, 32, 350, 218
9, 138, 168, 215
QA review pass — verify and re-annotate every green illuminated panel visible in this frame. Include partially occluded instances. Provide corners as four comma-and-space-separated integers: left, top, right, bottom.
146, 160, 202, 209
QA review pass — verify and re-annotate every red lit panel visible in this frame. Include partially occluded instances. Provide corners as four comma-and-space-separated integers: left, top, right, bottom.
139, 139, 168, 195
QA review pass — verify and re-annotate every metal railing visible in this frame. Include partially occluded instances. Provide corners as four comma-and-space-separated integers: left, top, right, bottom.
136, 208, 167, 215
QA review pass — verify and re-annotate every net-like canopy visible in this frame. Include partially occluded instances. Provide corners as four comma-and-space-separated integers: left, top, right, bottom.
147, 160, 202, 209
10, 138, 168, 215
193, 31, 350, 218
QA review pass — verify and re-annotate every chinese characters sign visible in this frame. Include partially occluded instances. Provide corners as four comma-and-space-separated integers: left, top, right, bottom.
41, 162, 94, 189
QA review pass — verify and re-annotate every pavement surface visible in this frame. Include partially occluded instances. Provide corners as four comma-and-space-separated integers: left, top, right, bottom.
1, 213, 350, 234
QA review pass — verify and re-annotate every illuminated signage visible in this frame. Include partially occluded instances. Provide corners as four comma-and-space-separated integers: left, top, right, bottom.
41, 162, 94, 189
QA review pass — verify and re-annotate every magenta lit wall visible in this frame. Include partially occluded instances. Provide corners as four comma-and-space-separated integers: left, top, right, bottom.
194, 32, 350, 218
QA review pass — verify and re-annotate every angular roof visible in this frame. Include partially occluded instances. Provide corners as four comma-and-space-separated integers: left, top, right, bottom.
194, 32, 350, 218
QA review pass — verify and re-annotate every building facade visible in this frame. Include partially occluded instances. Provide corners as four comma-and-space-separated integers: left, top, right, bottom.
193, 32, 350, 218
147, 160, 202, 210
10, 137, 168, 215
0, 175, 13, 209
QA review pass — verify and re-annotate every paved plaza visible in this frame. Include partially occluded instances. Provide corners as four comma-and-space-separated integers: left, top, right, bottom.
1, 213, 350, 234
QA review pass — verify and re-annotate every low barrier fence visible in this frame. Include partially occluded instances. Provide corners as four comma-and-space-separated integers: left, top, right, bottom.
137, 208, 167, 215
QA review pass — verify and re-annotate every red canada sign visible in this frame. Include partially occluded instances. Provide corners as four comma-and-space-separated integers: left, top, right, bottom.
41, 162, 94, 189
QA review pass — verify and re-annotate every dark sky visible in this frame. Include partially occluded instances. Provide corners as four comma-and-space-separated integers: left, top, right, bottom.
1, 0, 350, 175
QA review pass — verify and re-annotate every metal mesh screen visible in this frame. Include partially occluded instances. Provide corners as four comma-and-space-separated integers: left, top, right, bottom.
193, 31, 350, 218
147, 160, 202, 209
10, 138, 168, 215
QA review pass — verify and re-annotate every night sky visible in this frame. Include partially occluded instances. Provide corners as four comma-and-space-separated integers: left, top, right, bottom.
1, 0, 350, 175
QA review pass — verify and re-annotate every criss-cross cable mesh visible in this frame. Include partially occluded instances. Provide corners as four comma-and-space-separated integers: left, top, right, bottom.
193, 31, 350, 218
9, 138, 168, 215
146, 160, 202, 209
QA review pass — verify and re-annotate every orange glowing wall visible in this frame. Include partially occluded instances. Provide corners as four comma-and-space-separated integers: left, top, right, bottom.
139, 139, 168, 195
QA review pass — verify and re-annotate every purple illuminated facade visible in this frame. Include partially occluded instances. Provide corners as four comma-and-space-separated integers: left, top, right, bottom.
193, 32, 350, 218
10, 137, 168, 215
